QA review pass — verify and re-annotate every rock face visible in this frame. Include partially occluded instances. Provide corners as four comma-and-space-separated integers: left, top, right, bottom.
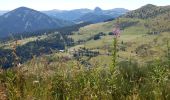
0, 7, 73, 38
94, 7, 103, 14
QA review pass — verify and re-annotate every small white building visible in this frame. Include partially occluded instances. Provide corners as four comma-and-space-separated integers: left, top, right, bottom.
59, 50, 65, 52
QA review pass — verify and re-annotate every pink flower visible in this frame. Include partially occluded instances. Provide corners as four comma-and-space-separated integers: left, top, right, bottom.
112, 26, 120, 38
112, 20, 121, 38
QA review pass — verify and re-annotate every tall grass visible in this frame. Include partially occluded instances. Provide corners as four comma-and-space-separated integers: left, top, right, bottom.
0, 53, 170, 99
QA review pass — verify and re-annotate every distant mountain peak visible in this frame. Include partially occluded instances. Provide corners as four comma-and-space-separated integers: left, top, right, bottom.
3, 7, 41, 19
16, 6, 30, 9
139, 4, 157, 9
43, 7, 128, 22
13, 6, 35, 12
143, 4, 157, 7
94, 7, 102, 12
0, 7, 73, 37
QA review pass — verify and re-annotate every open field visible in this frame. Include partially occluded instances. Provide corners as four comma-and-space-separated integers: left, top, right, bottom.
68, 18, 170, 65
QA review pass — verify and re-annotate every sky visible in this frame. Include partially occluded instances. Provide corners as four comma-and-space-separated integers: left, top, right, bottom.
0, 0, 170, 11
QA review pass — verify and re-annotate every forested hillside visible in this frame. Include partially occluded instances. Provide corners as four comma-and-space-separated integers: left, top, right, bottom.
0, 7, 74, 38
123, 4, 170, 19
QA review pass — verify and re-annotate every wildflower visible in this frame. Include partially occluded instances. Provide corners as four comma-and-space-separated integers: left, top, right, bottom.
113, 27, 120, 37
112, 23, 121, 38
111, 19, 121, 72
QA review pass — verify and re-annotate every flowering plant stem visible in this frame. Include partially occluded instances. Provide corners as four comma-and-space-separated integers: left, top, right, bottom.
111, 37, 118, 73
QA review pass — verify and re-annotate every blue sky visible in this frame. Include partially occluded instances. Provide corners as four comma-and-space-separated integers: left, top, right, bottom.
0, 0, 170, 10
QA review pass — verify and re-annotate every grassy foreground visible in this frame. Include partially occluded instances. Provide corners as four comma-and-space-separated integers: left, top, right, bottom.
0, 37, 170, 100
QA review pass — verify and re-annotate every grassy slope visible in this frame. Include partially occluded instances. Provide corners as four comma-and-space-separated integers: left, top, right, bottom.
1, 17, 169, 66
69, 18, 170, 64
1, 10, 169, 66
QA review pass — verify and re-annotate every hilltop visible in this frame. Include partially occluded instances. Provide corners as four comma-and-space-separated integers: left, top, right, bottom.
123, 4, 170, 19
0, 7, 73, 38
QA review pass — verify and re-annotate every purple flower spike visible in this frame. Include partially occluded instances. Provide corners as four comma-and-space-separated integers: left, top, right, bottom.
112, 20, 121, 38
113, 27, 120, 37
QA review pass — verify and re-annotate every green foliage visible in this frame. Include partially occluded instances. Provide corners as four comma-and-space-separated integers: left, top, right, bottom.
73, 47, 99, 58
124, 4, 170, 19
0, 68, 26, 99
0, 51, 170, 99
0, 32, 74, 68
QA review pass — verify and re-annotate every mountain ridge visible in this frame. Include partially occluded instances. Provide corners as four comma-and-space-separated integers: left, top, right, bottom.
43, 7, 129, 22
75, 12, 112, 23
0, 7, 74, 38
